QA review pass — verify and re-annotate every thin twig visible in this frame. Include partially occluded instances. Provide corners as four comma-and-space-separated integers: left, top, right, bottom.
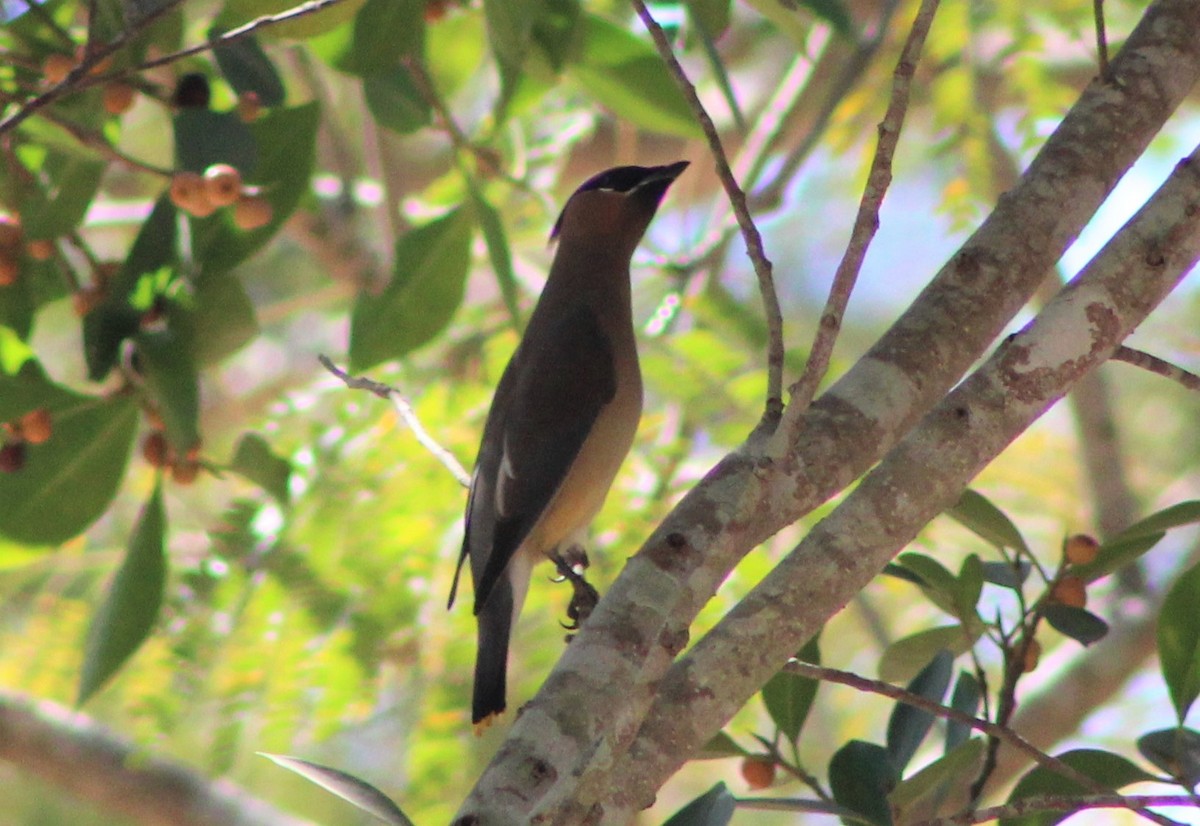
317, 355, 471, 488
911, 794, 1197, 826
631, 0, 785, 423
1111, 345, 1200, 391
784, 661, 1113, 794
0, 0, 187, 135
785, 0, 942, 416
1094, 0, 1110, 79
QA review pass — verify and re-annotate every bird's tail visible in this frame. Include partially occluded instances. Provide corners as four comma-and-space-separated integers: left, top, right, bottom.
472, 576, 514, 730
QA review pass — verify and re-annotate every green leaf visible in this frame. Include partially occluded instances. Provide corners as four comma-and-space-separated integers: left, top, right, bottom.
1118, 501, 1200, 539
343, 0, 424, 74
211, 31, 286, 106
879, 625, 977, 684
1075, 532, 1164, 583
956, 553, 983, 616
894, 552, 959, 617
1137, 727, 1200, 787
697, 731, 748, 759
467, 183, 521, 326
798, 0, 855, 37
78, 484, 166, 705
0, 367, 138, 545
567, 14, 701, 139
174, 108, 258, 175
887, 649, 953, 773
946, 671, 981, 752
1042, 604, 1108, 646
980, 560, 1030, 589
889, 738, 984, 823
761, 635, 820, 743
945, 488, 1030, 554
686, 0, 732, 36
135, 329, 200, 453
1158, 561, 1200, 722
19, 154, 105, 239
829, 741, 896, 826
230, 433, 292, 506
363, 67, 432, 134
349, 208, 472, 371
260, 753, 415, 826
181, 269, 259, 365
1002, 749, 1155, 826
661, 782, 735, 826
485, 0, 536, 75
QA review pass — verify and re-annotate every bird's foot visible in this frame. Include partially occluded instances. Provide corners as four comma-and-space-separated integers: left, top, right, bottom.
549, 548, 599, 637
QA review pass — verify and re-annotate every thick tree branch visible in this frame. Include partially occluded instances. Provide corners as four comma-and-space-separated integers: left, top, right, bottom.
0, 692, 316, 826
608, 140, 1200, 817
454, 1, 1200, 822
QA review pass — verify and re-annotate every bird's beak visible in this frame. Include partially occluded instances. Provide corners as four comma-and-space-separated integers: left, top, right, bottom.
634, 160, 690, 191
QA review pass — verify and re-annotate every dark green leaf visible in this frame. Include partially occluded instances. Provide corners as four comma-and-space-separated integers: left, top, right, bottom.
260, 753, 415, 826
174, 108, 258, 175
957, 553, 983, 615
1118, 501, 1200, 539
895, 552, 959, 616
1137, 727, 1200, 787
83, 302, 142, 381
350, 208, 472, 371
887, 649, 953, 773
1002, 749, 1155, 826
945, 488, 1030, 554
78, 484, 166, 705
981, 560, 1030, 589
135, 329, 200, 453
661, 782, 735, 826
363, 67, 432, 134
687, 0, 732, 36
485, 0, 536, 74
879, 626, 977, 684
799, 0, 855, 37
881, 563, 924, 586
1042, 604, 1108, 646
230, 433, 291, 506
567, 14, 701, 139
889, 738, 984, 823
180, 269, 259, 365
829, 741, 896, 826
0, 366, 138, 544
697, 731, 748, 759
19, 154, 105, 239
1158, 561, 1200, 722
211, 31, 286, 106
116, 196, 179, 292
946, 671, 981, 752
762, 635, 820, 743
467, 184, 521, 326
344, 0, 424, 74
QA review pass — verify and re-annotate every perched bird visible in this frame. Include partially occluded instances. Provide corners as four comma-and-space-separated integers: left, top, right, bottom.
449, 161, 689, 727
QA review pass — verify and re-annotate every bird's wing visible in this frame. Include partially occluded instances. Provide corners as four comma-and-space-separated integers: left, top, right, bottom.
468, 305, 617, 613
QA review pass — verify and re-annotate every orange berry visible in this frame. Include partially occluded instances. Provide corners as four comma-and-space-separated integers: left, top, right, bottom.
203, 164, 242, 208
72, 286, 106, 317
74, 46, 113, 76
144, 406, 166, 432
102, 82, 136, 115
184, 440, 202, 462
0, 442, 26, 473
740, 757, 775, 790
0, 254, 18, 287
236, 91, 262, 123
1064, 534, 1100, 566
142, 432, 169, 467
0, 214, 23, 252
27, 239, 54, 261
1050, 576, 1087, 609
20, 408, 52, 445
42, 53, 74, 84
232, 194, 272, 230
1021, 638, 1042, 673
169, 172, 216, 217
171, 458, 200, 485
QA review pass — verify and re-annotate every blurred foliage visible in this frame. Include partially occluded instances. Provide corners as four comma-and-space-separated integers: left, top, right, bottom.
0, 0, 1198, 824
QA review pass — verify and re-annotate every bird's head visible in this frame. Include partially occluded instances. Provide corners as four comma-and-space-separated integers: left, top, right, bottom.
550, 161, 689, 254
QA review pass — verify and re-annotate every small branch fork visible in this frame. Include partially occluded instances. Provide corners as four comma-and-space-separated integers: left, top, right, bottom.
786, 0, 942, 416
631, 0, 786, 423
317, 355, 470, 488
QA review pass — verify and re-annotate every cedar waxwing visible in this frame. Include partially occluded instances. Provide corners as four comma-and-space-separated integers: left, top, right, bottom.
448, 161, 690, 727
